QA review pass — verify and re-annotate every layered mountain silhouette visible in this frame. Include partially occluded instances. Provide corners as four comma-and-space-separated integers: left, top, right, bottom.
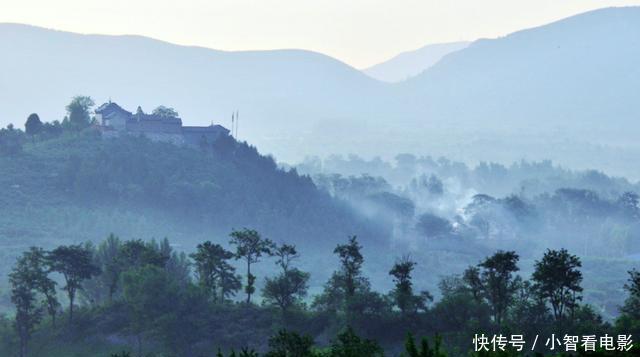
363, 41, 470, 82
402, 6, 639, 133
0, 23, 393, 161
396, 6, 640, 177
1, 7, 639, 177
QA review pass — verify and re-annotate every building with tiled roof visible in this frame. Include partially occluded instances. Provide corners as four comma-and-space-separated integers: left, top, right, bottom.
95, 101, 229, 147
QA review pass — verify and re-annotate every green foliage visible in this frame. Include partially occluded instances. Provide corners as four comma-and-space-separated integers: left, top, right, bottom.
263, 268, 310, 313
0, 120, 378, 292
6, 98, 636, 356
9, 249, 45, 357
48, 244, 100, 322
0, 123, 25, 155
477, 250, 519, 325
273, 244, 299, 273
430, 276, 491, 336
86, 234, 123, 304
118, 239, 168, 269
27, 247, 60, 326
329, 327, 383, 357
616, 269, 640, 335
110, 352, 131, 357
462, 266, 482, 302
0, 230, 630, 357
65, 96, 95, 129
79, 236, 191, 307
532, 248, 583, 322
122, 265, 176, 355
151, 105, 179, 118
156, 284, 211, 355
333, 236, 364, 299
25, 113, 43, 136
390, 257, 416, 313
403, 333, 446, 357
506, 280, 552, 337
263, 243, 310, 313
416, 213, 453, 239
314, 235, 379, 330
230, 229, 275, 304
217, 347, 260, 357
389, 256, 431, 317
621, 269, 640, 319
190, 241, 241, 302
265, 329, 315, 357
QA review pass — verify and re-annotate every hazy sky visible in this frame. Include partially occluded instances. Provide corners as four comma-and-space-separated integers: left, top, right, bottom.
1, 0, 639, 68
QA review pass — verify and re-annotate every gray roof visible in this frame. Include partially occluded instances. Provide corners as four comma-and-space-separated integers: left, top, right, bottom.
95, 102, 132, 116
132, 111, 182, 125
97, 102, 229, 135
182, 125, 229, 134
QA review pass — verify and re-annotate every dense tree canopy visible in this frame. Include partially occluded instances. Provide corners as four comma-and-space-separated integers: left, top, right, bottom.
48, 244, 100, 322
65, 96, 95, 129
1, 232, 638, 356
24, 114, 43, 136
532, 248, 583, 322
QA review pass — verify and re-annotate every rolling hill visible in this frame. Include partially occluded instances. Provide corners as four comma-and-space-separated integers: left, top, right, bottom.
403, 6, 640, 130
394, 6, 640, 177
0, 23, 395, 162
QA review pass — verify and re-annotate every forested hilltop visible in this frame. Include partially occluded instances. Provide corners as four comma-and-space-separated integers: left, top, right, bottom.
0, 97, 384, 309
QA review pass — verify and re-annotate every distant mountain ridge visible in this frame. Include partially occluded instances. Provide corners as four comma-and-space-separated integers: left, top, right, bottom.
0, 23, 392, 161
396, 6, 640, 167
1, 7, 640, 178
363, 41, 470, 82
403, 6, 640, 127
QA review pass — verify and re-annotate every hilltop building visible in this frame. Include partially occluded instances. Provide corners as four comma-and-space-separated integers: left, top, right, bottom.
95, 102, 229, 147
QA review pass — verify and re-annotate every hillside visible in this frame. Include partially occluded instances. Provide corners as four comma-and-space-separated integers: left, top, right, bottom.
0, 131, 384, 283
362, 41, 470, 82
398, 7, 640, 163
405, 7, 640, 124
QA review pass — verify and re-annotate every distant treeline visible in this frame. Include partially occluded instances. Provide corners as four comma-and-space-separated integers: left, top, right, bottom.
3, 231, 640, 356
307, 168, 640, 266
298, 154, 640, 198
302, 152, 640, 324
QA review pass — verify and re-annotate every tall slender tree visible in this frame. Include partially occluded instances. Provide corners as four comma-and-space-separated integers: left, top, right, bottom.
229, 229, 274, 304
478, 250, 520, 325
25, 247, 60, 327
532, 248, 583, 322
262, 243, 309, 313
24, 113, 43, 137
462, 266, 483, 302
9, 251, 44, 357
65, 96, 95, 129
334, 236, 364, 299
100, 234, 124, 303
190, 241, 240, 302
389, 256, 416, 317
48, 245, 100, 322
273, 244, 299, 274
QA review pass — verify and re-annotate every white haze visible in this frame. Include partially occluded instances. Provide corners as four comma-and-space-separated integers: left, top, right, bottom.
1, 7, 640, 180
